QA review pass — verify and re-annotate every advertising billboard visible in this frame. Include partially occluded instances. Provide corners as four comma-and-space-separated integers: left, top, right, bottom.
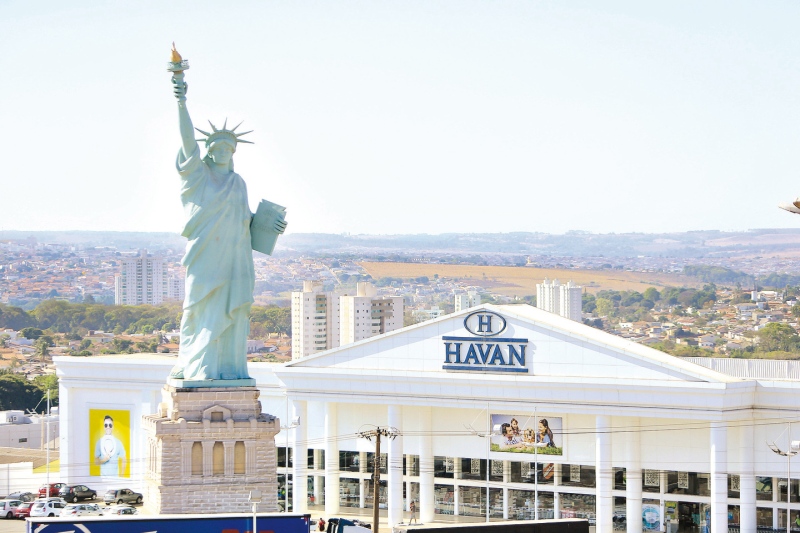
489, 414, 563, 455
89, 409, 130, 478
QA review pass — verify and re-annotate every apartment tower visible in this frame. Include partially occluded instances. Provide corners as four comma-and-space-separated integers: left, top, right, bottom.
291, 281, 341, 360
535, 278, 583, 322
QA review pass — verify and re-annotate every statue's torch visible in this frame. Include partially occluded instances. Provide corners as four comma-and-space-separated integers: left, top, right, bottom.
167, 43, 190, 100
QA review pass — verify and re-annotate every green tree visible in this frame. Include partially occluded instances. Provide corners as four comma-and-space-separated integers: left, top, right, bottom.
757, 323, 800, 352
594, 298, 615, 318
643, 287, 661, 302
20, 328, 44, 340
0, 374, 43, 411
35, 339, 50, 363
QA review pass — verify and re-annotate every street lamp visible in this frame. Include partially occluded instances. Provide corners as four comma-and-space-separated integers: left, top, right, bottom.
768, 424, 800, 533
281, 414, 301, 512
249, 489, 262, 533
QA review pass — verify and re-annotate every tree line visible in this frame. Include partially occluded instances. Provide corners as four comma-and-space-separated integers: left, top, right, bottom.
0, 301, 291, 338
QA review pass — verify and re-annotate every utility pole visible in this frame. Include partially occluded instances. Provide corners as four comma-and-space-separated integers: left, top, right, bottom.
358, 427, 397, 533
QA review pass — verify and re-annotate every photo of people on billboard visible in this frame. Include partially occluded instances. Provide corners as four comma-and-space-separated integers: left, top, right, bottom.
89, 409, 130, 477
490, 414, 563, 455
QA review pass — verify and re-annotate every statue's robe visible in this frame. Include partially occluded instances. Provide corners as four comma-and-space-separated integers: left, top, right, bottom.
170, 146, 254, 381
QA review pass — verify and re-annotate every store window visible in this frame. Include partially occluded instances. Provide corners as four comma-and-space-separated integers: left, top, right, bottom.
643, 470, 661, 493
756, 477, 773, 501
459, 486, 485, 517
364, 479, 387, 510
728, 474, 740, 498
728, 505, 739, 526
434, 484, 455, 515
560, 493, 596, 523
339, 451, 360, 472
614, 467, 626, 490
757, 507, 773, 528
666, 471, 710, 497
434, 456, 455, 478
561, 464, 596, 488
777, 478, 800, 502
457, 458, 483, 480
511, 461, 554, 485
407, 455, 420, 476
508, 489, 555, 520
340, 479, 360, 508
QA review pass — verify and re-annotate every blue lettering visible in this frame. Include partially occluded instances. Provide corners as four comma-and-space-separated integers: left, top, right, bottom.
444, 343, 461, 363
477, 314, 493, 333
477, 344, 494, 363
463, 344, 480, 364
508, 344, 526, 366
488, 344, 505, 365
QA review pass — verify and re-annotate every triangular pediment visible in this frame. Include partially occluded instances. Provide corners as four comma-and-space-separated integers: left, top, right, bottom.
285, 304, 735, 384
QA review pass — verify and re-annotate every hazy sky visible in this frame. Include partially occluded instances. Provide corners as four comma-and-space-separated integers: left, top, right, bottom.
2, 1, 800, 236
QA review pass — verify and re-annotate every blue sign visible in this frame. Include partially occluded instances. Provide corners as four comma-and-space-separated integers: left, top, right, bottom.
463, 310, 507, 337
27, 513, 310, 533
444, 312, 528, 373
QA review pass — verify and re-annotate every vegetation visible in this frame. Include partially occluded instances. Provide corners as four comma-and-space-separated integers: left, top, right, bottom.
0, 301, 291, 339
0, 371, 58, 412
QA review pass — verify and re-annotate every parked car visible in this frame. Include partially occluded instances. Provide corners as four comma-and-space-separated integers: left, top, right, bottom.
103, 489, 142, 506
0, 500, 21, 519
12, 502, 33, 519
38, 483, 66, 498
60, 503, 104, 517
6, 492, 35, 502
59, 485, 97, 503
105, 504, 138, 516
29, 498, 67, 518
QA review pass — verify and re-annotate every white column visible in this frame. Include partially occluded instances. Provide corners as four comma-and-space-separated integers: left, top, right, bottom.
739, 423, 756, 533
419, 406, 435, 523
360, 452, 367, 508
454, 458, 462, 516
710, 422, 728, 533
554, 464, 562, 519
325, 402, 340, 515
293, 399, 308, 513
774, 477, 780, 530
597, 415, 613, 533
388, 405, 404, 525
313, 450, 323, 506
627, 418, 643, 533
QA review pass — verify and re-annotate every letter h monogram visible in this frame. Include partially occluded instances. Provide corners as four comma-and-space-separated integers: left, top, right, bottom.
477, 314, 493, 333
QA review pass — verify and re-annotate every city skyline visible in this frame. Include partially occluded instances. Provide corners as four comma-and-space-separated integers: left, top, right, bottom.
2, 1, 800, 235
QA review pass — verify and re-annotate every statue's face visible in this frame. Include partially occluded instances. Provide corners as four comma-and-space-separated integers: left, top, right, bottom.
208, 141, 235, 166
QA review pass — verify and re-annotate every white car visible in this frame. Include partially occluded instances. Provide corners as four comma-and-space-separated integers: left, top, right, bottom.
30, 498, 67, 517
60, 503, 104, 517
0, 499, 21, 519
105, 505, 138, 516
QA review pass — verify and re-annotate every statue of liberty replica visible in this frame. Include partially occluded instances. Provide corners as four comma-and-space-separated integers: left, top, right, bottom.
168, 44, 287, 385
143, 45, 283, 515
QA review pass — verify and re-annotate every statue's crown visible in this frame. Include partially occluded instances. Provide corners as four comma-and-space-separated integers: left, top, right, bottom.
195, 119, 253, 147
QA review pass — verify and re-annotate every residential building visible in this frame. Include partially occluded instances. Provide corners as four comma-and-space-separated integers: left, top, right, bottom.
114, 250, 168, 306
291, 281, 341, 360
454, 291, 480, 312
412, 306, 443, 323
536, 278, 583, 322
167, 274, 185, 302
340, 282, 403, 345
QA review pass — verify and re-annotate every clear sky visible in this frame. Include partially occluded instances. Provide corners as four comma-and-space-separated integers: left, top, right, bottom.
2, 1, 800, 236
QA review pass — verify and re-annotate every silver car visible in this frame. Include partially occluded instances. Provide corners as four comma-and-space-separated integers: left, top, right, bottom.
103, 489, 142, 506
60, 503, 103, 517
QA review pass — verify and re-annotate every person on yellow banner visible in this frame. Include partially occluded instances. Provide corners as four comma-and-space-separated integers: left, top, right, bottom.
94, 415, 127, 476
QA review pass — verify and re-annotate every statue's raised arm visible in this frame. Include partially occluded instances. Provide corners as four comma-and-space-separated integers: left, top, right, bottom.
168, 44, 198, 159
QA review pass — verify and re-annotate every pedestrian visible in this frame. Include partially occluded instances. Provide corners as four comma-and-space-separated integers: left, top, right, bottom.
409, 500, 417, 524
309, 494, 316, 506
318, 517, 326, 531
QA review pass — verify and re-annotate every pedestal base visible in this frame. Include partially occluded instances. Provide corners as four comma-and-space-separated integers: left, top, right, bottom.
167, 377, 257, 388
143, 385, 279, 514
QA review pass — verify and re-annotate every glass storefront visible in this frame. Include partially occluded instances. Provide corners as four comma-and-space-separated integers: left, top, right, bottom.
666, 471, 710, 497
507, 489, 555, 520
340, 478, 360, 508
560, 492, 596, 523
757, 507, 773, 527
561, 464, 596, 488
757, 476, 773, 501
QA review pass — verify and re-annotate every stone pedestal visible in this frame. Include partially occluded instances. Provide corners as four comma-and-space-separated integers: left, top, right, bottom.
142, 385, 279, 514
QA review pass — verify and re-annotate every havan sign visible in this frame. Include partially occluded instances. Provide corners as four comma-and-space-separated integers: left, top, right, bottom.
442, 311, 529, 373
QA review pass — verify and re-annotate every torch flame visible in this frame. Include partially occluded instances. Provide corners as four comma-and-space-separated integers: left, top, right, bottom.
170, 42, 182, 63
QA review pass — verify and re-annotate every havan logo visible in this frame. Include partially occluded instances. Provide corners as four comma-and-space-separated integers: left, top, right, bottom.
443, 311, 529, 373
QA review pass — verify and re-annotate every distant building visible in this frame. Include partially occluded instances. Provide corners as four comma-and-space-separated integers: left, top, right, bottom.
454, 291, 480, 312
340, 282, 403, 345
536, 278, 582, 322
167, 274, 185, 302
292, 281, 404, 359
114, 250, 168, 306
291, 281, 341, 360
412, 306, 443, 324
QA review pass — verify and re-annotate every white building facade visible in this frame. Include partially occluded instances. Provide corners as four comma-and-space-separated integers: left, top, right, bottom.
339, 282, 403, 345
454, 291, 481, 312
114, 250, 168, 306
291, 280, 342, 360
536, 279, 583, 322
54, 304, 800, 533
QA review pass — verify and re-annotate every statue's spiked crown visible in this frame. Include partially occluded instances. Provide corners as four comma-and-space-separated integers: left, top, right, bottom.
195, 119, 253, 148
